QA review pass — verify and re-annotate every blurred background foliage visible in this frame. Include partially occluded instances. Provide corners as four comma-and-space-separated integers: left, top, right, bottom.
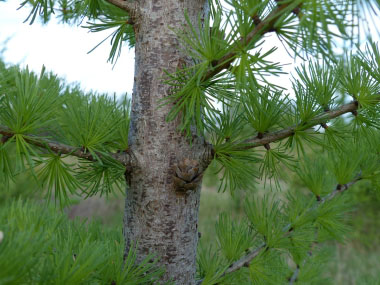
2, 148, 380, 284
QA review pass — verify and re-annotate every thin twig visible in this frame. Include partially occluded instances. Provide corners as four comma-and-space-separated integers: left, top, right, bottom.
242, 101, 360, 149
196, 243, 266, 285
204, 100, 360, 163
224, 243, 266, 275
0, 125, 132, 167
321, 177, 362, 203
197, 175, 362, 284
287, 175, 362, 284
202, 2, 296, 82
289, 265, 300, 284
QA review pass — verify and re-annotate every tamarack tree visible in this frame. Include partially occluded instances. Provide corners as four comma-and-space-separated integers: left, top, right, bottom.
1, 0, 380, 284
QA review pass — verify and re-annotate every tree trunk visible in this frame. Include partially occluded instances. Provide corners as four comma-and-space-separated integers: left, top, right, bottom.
124, 1, 209, 283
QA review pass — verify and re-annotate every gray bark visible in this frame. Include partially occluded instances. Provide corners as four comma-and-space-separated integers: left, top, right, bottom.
124, 1, 209, 283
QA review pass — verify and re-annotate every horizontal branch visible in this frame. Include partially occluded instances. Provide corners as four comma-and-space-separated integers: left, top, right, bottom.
0, 125, 132, 167
198, 100, 359, 163
199, 175, 362, 284
202, 2, 295, 81
105, 0, 138, 14
242, 101, 359, 149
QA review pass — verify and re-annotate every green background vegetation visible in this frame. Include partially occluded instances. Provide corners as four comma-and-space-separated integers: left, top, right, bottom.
2, 158, 380, 284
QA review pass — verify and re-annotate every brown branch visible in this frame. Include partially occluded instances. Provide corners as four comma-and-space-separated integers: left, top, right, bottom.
202, 2, 296, 82
283, 174, 362, 234
196, 243, 266, 285
287, 175, 362, 284
321, 176, 362, 204
0, 125, 132, 167
198, 175, 362, 284
200, 100, 359, 162
223, 243, 266, 276
196, 244, 268, 284
104, 0, 139, 14
241, 101, 359, 150
289, 265, 300, 284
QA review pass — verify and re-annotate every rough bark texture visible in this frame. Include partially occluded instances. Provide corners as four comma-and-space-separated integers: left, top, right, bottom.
124, 1, 209, 283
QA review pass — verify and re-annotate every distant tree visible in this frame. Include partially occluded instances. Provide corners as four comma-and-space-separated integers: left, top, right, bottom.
1, 0, 380, 283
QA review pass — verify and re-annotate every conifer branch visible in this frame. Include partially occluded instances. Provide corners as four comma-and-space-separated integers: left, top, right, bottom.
287, 175, 362, 284
321, 177, 362, 203
289, 265, 300, 284
206, 175, 362, 283
105, 0, 139, 14
196, 244, 267, 284
224, 243, 266, 275
202, 2, 296, 81
0, 125, 132, 167
196, 243, 266, 284
204, 100, 360, 163
242, 100, 360, 149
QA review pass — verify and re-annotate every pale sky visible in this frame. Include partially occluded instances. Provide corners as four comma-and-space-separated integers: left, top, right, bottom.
0, 1, 135, 96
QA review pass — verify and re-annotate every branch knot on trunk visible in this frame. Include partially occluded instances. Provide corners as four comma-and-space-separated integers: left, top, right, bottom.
173, 158, 202, 193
